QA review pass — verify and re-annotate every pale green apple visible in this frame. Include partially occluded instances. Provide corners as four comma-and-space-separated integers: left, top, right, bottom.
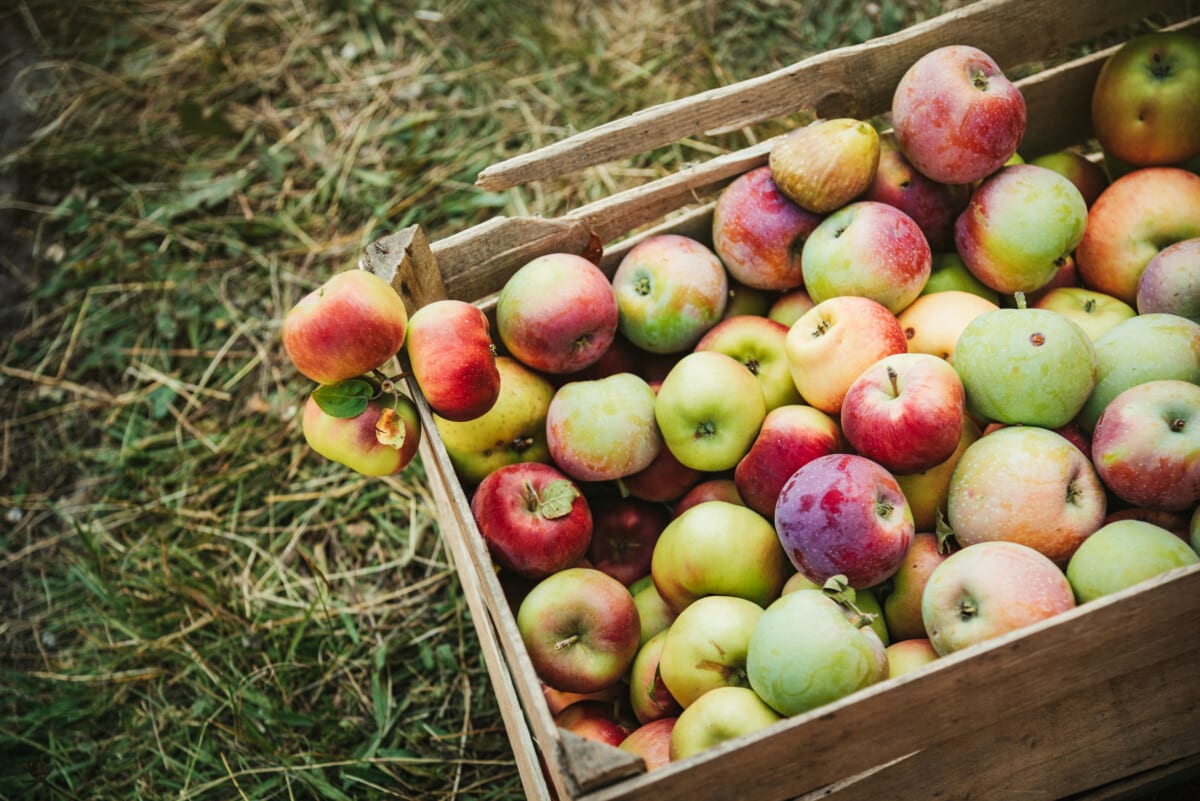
658, 595, 764, 708
1033, 287, 1136, 342
920, 251, 1001, 304
1066, 519, 1199, 603
668, 686, 781, 761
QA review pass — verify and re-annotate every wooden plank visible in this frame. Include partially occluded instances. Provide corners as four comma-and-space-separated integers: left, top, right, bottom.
578, 565, 1200, 801
474, 0, 1190, 190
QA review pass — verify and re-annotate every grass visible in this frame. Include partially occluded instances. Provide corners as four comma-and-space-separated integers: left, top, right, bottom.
2, 1, 1193, 800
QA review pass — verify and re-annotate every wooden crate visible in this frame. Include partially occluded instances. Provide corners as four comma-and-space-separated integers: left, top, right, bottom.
362, 0, 1200, 799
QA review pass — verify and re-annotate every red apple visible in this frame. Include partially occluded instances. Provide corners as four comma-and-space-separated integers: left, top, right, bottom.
283, 268, 408, 385
301, 393, 420, 477
471, 462, 593, 580
496, 252, 619, 374
628, 629, 684, 724
864, 131, 970, 251
733, 404, 844, 519
587, 497, 671, 587
882, 531, 955, 642
921, 541, 1076, 656
554, 700, 629, 747
711, 164, 823, 291
517, 567, 641, 694
840, 352, 966, 475
1092, 379, 1200, 511
405, 299, 500, 421
620, 442, 703, 504
891, 44, 1026, 185
774, 453, 915, 589
672, 479, 743, 519
619, 717, 677, 772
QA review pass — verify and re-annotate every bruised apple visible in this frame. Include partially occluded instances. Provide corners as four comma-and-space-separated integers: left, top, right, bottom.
302, 393, 420, 477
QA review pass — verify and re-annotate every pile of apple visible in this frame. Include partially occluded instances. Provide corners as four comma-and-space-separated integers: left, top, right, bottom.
282, 32, 1200, 773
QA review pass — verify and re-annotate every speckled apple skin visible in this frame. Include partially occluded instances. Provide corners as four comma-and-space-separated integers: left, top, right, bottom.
774, 453, 914, 589
734, 404, 844, 519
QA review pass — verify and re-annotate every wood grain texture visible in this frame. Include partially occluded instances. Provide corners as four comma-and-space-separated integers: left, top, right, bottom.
474, 0, 1190, 190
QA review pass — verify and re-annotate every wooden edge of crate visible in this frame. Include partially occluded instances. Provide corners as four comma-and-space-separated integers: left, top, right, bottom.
474, 0, 1191, 191
427, 11, 1200, 305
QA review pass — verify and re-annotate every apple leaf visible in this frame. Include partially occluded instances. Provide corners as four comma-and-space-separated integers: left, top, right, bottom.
374, 407, 405, 450
934, 509, 959, 553
538, 480, 579, 519
312, 378, 373, 418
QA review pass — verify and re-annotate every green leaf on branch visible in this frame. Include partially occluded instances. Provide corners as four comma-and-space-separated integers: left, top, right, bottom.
312, 378, 374, 418
538, 480, 579, 519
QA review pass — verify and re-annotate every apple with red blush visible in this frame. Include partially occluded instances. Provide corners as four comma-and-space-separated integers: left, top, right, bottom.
554, 700, 629, 748
1137, 238, 1200, 322
882, 531, 956, 642
672, 478, 742, 519
767, 287, 816, 328
405, 299, 500, 421
619, 717, 676, 772
864, 131, 970, 251
302, 392, 421, 477
587, 496, 671, 586
547, 372, 663, 482
733, 403, 844, 519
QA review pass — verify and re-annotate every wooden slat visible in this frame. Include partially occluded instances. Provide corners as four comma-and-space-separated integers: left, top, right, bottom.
579, 565, 1200, 801
475, 0, 1191, 190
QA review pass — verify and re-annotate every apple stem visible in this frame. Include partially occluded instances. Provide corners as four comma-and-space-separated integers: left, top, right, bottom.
554, 634, 580, 651
1014, 291, 1027, 310
886, 365, 899, 397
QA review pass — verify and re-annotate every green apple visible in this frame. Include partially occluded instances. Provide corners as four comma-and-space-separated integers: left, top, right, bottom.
668, 686, 781, 761
1029, 150, 1109, 207
1033, 287, 1136, 342
658, 595, 764, 708
650, 500, 788, 612
1066, 519, 1199, 603
694, 315, 804, 412
435, 356, 554, 486
1076, 312, 1200, 432
746, 587, 888, 716
952, 307, 1096, 428
631, 576, 677, 648
546, 372, 662, 482
654, 350, 766, 472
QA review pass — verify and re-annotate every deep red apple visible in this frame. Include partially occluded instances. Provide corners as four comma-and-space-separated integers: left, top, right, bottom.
587, 497, 672, 586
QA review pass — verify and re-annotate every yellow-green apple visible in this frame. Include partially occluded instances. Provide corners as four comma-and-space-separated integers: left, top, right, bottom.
517, 567, 641, 694
434, 355, 553, 486
651, 500, 788, 611
952, 307, 1096, 428
668, 686, 781, 761
1066, 519, 1200, 603
694, 315, 804, 411
1091, 32, 1200, 167
768, 117, 880, 214
586, 497, 670, 586
921, 540, 1076, 656
612, 234, 728, 354
800, 200, 932, 314
891, 45, 1026, 185
405, 299, 500, 421
654, 351, 766, 472
496, 252, 618, 375
619, 717, 676, 772
283, 268, 408, 385
1076, 313, 1200, 432
1137, 238, 1200, 321
547, 373, 662, 482
629, 629, 684, 724
920, 251, 1000, 304
767, 287, 816, 328
882, 531, 956, 642
746, 587, 888, 716
840, 353, 966, 475
658, 594, 763, 708
733, 403, 844, 519
1029, 149, 1110, 207
896, 289, 999, 362
620, 442, 702, 505
722, 279, 775, 319
955, 164, 1088, 294
711, 164, 824, 291
785, 295, 909, 414
885, 638, 939, 678
894, 417, 981, 533
1092, 379, 1200, 511
779, 572, 889, 645
864, 131, 971, 251
630, 575, 677, 647
554, 700, 629, 747
774, 453, 914, 589
1075, 167, 1200, 305
470, 462, 592, 580
301, 393, 420, 477
1033, 287, 1136, 342
671, 478, 743, 519
947, 426, 1106, 564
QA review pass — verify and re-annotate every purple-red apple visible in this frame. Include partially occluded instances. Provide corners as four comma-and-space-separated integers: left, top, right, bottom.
283, 268, 408, 385
840, 352, 966, 475
405, 299, 500, 421
891, 44, 1026, 185
517, 567, 641, 694
774, 453, 915, 589
471, 462, 592, 579
711, 164, 823, 291
496, 252, 619, 374
733, 403, 844, 519
1137, 238, 1200, 322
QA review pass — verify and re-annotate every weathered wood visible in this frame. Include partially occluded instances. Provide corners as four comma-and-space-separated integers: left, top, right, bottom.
475, 0, 1191, 190
358, 225, 447, 315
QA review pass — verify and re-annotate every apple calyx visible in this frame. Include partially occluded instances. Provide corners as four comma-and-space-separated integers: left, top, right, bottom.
822, 574, 877, 629
524, 478, 579, 520
957, 597, 980, 622
970, 68, 989, 92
